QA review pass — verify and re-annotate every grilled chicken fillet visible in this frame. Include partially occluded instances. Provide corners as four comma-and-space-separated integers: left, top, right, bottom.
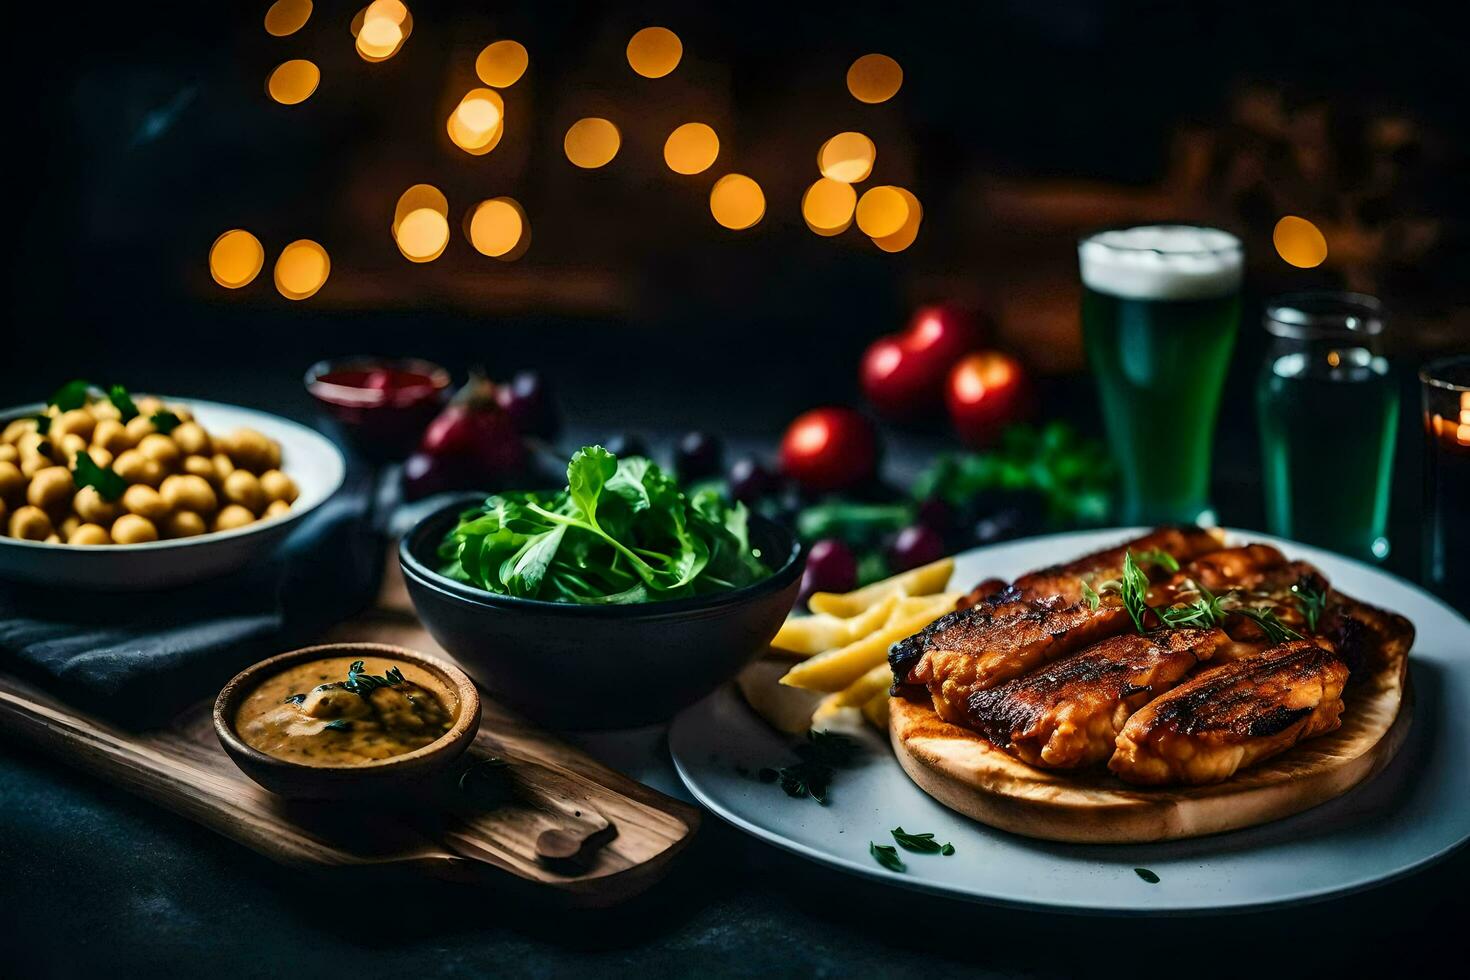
964, 628, 1229, 768
1109, 639, 1349, 786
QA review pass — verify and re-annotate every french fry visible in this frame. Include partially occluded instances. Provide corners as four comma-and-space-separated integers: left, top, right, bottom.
736, 658, 825, 734
862, 689, 890, 729
832, 663, 892, 708
779, 592, 958, 693
769, 594, 900, 657
810, 693, 866, 732
807, 556, 955, 617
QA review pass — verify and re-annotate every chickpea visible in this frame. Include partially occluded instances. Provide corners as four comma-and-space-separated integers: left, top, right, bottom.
111, 514, 158, 544
44, 533, 60, 544
91, 399, 122, 421
92, 418, 133, 454
183, 455, 215, 482
169, 404, 193, 423
171, 421, 211, 456
58, 432, 88, 462
214, 504, 255, 531
137, 433, 182, 471
160, 474, 217, 513
264, 499, 292, 520
223, 469, 265, 514
124, 415, 156, 445
21, 454, 53, 479
59, 514, 82, 539
52, 408, 96, 442
121, 484, 170, 521
161, 511, 207, 538
27, 466, 74, 510
69, 523, 110, 545
0, 461, 22, 504
135, 396, 163, 417
211, 452, 236, 484
9, 505, 53, 540
0, 444, 15, 464
225, 428, 275, 473
88, 446, 114, 470
75, 486, 121, 525
113, 449, 163, 487
17, 430, 53, 461
0, 497, 6, 527
259, 469, 299, 505
2, 418, 37, 444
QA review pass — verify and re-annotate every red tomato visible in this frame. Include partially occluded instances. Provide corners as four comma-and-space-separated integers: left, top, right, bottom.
945, 351, 1031, 448
860, 304, 985, 421
779, 407, 879, 492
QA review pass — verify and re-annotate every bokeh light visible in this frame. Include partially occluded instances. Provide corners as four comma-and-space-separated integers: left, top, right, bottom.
626, 27, 682, 78
352, 1, 412, 61
274, 240, 330, 300
266, 59, 320, 105
393, 184, 448, 237
801, 178, 858, 236
846, 54, 903, 104
396, 208, 450, 263
663, 122, 719, 175
466, 198, 528, 260
709, 174, 765, 230
564, 118, 621, 168
817, 132, 876, 183
209, 230, 264, 289
447, 88, 504, 155
264, 0, 312, 37
870, 187, 922, 252
1273, 216, 1328, 268
855, 185, 910, 238
475, 40, 528, 88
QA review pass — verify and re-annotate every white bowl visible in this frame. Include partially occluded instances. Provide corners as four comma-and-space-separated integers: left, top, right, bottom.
0, 397, 345, 590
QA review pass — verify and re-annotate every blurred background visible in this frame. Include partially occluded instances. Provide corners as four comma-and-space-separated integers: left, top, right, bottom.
3, 0, 1467, 575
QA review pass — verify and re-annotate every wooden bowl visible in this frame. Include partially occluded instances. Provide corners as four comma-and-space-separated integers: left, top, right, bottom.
214, 642, 481, 800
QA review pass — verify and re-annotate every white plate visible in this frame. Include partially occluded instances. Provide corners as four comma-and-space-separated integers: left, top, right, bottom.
670, 528, 1470, 914
0, 397, 345, 590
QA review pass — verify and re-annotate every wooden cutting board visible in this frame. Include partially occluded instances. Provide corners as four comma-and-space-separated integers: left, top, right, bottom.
0, 561, 700, 906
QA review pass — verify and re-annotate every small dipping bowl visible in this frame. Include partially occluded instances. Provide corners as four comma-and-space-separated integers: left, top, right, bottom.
214, 642, 481, 800
305, 357, 451, 461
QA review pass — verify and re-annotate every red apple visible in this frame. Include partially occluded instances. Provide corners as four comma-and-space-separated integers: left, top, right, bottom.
945, 351, 1031, 448
780, 407, 879, 492
860, 304, 985, 421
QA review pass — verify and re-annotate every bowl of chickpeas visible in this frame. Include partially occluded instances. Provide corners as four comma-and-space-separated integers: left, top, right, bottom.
0, 390, 345, 590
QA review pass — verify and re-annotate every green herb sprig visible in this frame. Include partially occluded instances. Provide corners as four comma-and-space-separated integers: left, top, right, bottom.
108, 384, 140, 422
1291, 579, 1328, 633
891, 826, 956, 856
1134, 867, 1160, 884
869, 842, 906, 873
343, 660, 405, 696
757, 730, 864, 806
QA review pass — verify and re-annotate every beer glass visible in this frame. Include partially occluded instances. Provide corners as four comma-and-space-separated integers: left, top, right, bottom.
1256, 294, 1397, 561
1078, 226, 1243, 524
1421, 356, 1470, 613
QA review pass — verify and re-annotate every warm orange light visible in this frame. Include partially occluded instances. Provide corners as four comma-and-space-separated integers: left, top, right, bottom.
475, 40, 528, 88
393, 184, 448, 238
353, 1, 411, 61
266, 59, 320, 105
626, 26, 682, 78
709, 174, 765, 230
870, 187, 922, 252
855, 185, 910, 238
274, 240, 330, 300
264, 0, 312, 37
467, 198, 527, 259
564, 117, 621, 168
209, 230, 264, 289
847, 53, 903, 103
1273, 216, 1328, 268
447, 111, 504, 156
817, 132, 876, 183
395, 208, 449, 263
663, 122, 719, 175
801, 178, 857, 235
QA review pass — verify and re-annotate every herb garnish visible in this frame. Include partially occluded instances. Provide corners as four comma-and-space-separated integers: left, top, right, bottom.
1292, 579, 1328, 633
49, 379, 91, 412
870, 842, 906, 873
283, 693, 306, 705
941, 842, 956, 856
322, 719, 352, 731
1233, 606, 1302, 644
1134, 867, 1160, 884
72, 451, 126, 501
1086, 551, 1155, 633
891, 827, 956, 855
758, 730, 864, 805
108, 384, 139, 422
1131, 548, 1180, 573
342, 660, 405, 696
150, 410, 182, 434
32, 414, 52, 436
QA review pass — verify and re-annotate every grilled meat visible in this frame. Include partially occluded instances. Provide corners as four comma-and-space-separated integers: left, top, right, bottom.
1109, 639, 1349, 786
964, 628, 1229, 768
1006, 526, 1226, 606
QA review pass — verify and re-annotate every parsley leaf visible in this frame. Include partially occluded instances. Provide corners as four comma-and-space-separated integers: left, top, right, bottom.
32, 414, 52, 436
758, 730, 865, 806
891, 827, 951, 854
322, 719, 351, 731
150, 410, 182, 434
108, 384, 139, 422
1134, 867, 1160, 884
870, 842, 906, 873
342, 660, 406, 696
72, 452, 126, 502
49, 379, 92, 411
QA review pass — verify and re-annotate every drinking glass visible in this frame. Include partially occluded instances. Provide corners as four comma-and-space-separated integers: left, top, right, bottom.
1256, 294, 1397, 561
1421, 356, 1470, 612
1078, 225, 1243, 524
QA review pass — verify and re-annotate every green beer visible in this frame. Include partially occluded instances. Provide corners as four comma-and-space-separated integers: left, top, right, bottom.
1079, 226, 1243, 524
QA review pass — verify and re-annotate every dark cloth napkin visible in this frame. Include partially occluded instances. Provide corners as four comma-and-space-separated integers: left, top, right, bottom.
0, 470, 385, 729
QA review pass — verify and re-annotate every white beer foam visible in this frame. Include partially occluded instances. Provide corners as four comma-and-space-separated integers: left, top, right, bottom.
1079, 225, 1242, 300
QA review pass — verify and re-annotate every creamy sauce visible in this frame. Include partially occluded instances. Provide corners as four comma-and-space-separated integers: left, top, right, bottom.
235, 656, 459, 766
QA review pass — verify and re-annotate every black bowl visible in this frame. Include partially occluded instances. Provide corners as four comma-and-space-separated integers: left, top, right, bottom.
399, 498, 805, 729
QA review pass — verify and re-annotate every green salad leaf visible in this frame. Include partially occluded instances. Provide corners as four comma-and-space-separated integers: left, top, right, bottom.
439, 446, 774, 604
49, 379, 92, 412
72, 452, 126, 502
108, 384, 140, 422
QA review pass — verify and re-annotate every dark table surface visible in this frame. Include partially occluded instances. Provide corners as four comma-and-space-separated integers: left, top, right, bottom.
3, 353, 1465, 979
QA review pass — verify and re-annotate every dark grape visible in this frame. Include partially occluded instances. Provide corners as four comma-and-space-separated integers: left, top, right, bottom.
603, 432, 649, 459
675, 431, 724, 481
402, 452, 466, 501
888, 525, 946, 572
495, 370, 560, 439
798, 538, 858, 605
728, 455, 775, 503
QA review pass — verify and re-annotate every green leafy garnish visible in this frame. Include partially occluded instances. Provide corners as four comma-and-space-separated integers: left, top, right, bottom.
282, 693, 306, 705
1118, 551, 1152, 634
342, 660, 406, 696
72, 452, 126, 502
1155, 582, 1228, 630
1233, 606, 1303, 644
1134, 867, 1160, 884
758, 730, 864, 806
32, 414, 52, 436
108, 384, 139, 422
322, 719, 351, 732
1131, 548, 1180, 573
1080, 577, 1101, 610
49, 379, 92, 411
940, 842, 956, 856
150, 410, 182, 434
439, 446, 772, 604
870, 842, 906, 873
891, 827, 955, 855
1291, 579, 1328, 633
